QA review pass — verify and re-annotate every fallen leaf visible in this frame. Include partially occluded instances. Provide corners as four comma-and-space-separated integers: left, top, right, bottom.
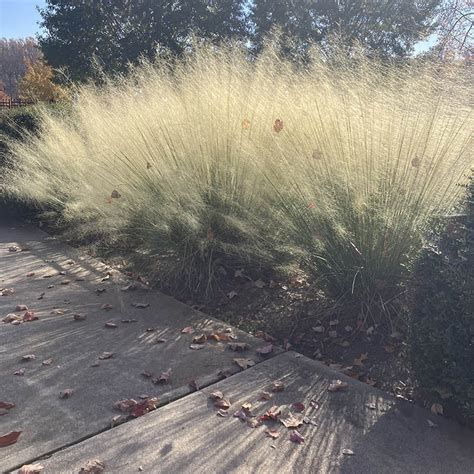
265, 429, 280, 439
73, 313, 87, 321
110, 415, 127, 427
131, 397, 158, 417
241, 118, 251, 129
111, 190, 121, 199
0, 401, 15, 410
59, 389, 74, 399
181, 326, 194, 334
427, 419, 438, 428
120, 283, 137, 292
8, 245, 21, 252
79, 459, 105, 473
96, 288, 106, 294
14, 368, 25, 376
209, 391, 224, 401
101, 303, 113, 311
271, 380, 285, 392
18, 463, 44, 473
132, 302, 150, 309
104, 321, 118, 328
233, 408, 249, 422
259, 391, 272, 401
101, 275, 110, 282
23, 311, 38, 322
233, 358, 255, 370
342, 448, 355, 456
26, 272, 35, 277
189, 379, 200, 390
51, 309, 66, 315
328, 380, 348, 392
0, 431, 21, 447
312, 326, 325, 333
141, 370, 153, 378
60, 280, 71, 285
256, 344, 273, 355
292, 402, 305, 413
2, 313, 22, 323
253, 279, 266, 288
192, 334, 207, 344
260, 405, 281, 421
121, 319, 138, 323
247, 418, 260, 428
214, 398, 231, 410
431, 403, 444, 415
21, 354, 36, 361
303, 416, 318, 426
152, 368, 172, 384
42, 358, 53, 366
1, 288, 15, 296
228, 342, 249, 352
273, 119, 284, 133
227, 291, 238, 300
353, 353, 368, 366
114, 399, 138, 413
15, 304, 28, 311
98, 352, 114, 360
362, 376, 376, 387
209, 332, 234, 342
289, 430, 305, 444
280, 412, 303, 428
216, 409, 229, 417
384, 345, 395, 353
189, 344, 205, 350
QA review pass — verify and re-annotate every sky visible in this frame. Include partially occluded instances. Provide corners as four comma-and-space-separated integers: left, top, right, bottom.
0, 0, 436, 52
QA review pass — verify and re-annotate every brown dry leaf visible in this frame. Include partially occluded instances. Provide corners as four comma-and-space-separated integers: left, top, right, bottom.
0, 431, 21, 447
214, 398, 231, 410
362, 376, 376, 387
18, 463, 44, 473
241, 118, 251, 129
51, 309, 66, 315
15, 304, 28, 311
111, 190, 121, 199
189, 379, 200, 390
60, 280, 71, 286
289, 430, 305, 444
110, 415, 127, 427
26, 272, 35, 278
260, 405, 281, 421
233, 358, 255, 370
59, 389, 74, 399
14, 368, 25, 376
209, 391, 224, 401
3, 313, 22, 323
73, 313, 87, 321
98, 352, 114, 360
79, 459, 105, 473
1, 288, 15, 296
265, 429, 280, 439
281, 412, 303, 428
233, 408, 248, 422
146, 162, 152, 169
42, 358, 53, 366
292, 402, 305, 413
23, 311, 38, 322
141, 370, 153, 378
114, 399, 138, 413
101, 303, 113, 311
131, 397, 158, 418
353, 353, 368, 367
153, 368, 172, 384
104, 322, 118, 329
256, 344, 273, 355
273, 119, 284, 133
209, 332, 234, 342
342, 448, 355, 456
431, 403, 444, 415
328, 380, 348, 392
0, 402, 15, 411
216, 409, 229, 417
228, 342, 249, 352
271, 380, 285, 392
259, 391, 272, 401
21, 354, 36, 361
192, 334, 207, 344
181, 326, 194, 334
8, 245, 21, 252
247, 418, 260, 428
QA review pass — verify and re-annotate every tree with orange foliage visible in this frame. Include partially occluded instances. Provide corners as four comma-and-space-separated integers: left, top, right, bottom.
18, 59, 67, 102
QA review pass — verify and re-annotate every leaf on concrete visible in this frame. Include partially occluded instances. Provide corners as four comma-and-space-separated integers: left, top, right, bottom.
228, 342, 249, 352
0, 431, 21, 447
114, 399, 138, 413
14, 368, 25, 376
247, 417, 261, 428
2, 313, 22, 323
0, 402, 15, 410
104, 321, 118, 328
152, 368, 172, 384
15, 304, 28, 311
342, 449, 355, 455
98, 352, 114, 360
73, 313, 87, 321
141, 371, 153, 378
1, 288, 15, 296
18, 463, 44, 473
26, 272, 35, 277
192, 334, 207, 344
227, 291, 238, 300
51, 309, 66, 315
271, 380, 285, 392
256, 344, 273, 355
260, 405, 281, 421
233, 358, 255, 370
42, 358, 53, 366
120, 283, 137, 292
100, 303, 113, 311
23, 311, 38, 322
59, 389, 74, 399
21, 354, 36, 361
431, 403, 444, 415
216, 409, 229, 417
253, 279, 266, 288
281, 412, 303, 428
328, 380, 348, 392
110, 415, 127, 427
181, 326, 194, 334
214, 398, 231, 410
209, 332, 235, 342
259, 391, 272, 401
79, 459, 105, 473
131, 398, 158, 418
265, 429, 280, 439
132, 302, 150, 309
209, 391, 224, 401
289, 430, 305, 444
60, 280, 71, 285
292, 402, 305, 413
189, 344, 205, 350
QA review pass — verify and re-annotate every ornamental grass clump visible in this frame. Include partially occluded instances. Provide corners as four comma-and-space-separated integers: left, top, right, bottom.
2, 43, 472, 310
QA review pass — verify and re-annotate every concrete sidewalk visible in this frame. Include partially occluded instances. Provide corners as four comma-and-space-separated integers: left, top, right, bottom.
1, 217, 473, 473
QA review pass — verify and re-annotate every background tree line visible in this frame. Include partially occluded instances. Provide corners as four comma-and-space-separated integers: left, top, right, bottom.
0, 0, 472, 96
